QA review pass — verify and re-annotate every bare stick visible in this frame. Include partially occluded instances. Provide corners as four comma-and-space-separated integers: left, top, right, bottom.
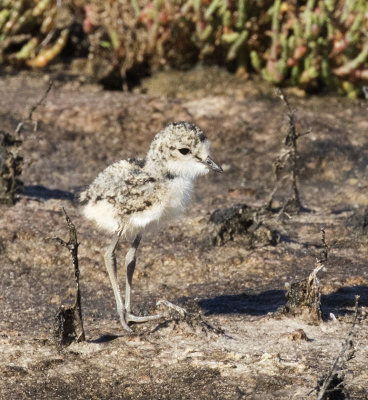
15, 80, 53, 135
277, 228, 328, 323
309, 228, 329, 299
279, 89, 300, 207
267, 89, 310, 212
318, 228, 328, 265
316, 296, 360, 400
54, 208, 85, 346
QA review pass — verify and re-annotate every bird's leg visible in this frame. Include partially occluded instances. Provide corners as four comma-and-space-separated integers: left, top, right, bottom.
104, 231, 132, 332
124, 233, 141, 313
126, 237, 186, 320
125, 234, 163, 323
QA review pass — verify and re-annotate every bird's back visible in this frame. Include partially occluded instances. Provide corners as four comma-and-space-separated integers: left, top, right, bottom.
80, 158, 163, 233
81, 159, 151, 203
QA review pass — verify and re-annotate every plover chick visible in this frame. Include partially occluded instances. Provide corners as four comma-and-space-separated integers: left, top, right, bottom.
80, 122, 222, 331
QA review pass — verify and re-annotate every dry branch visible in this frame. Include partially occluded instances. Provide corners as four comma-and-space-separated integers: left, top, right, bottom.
267, 89, 310, 213
0, 80, 53, 204
276, 228, 327, 323
318, 228, 328, 265
53, 208, 85, 349
15, 79, 53, 135
316, 296, 360, 400
0, 131, 23, 204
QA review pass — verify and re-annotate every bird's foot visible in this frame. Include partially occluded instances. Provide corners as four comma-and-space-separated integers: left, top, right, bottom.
119, 301, 186, 332
126, 312, 163, 323
156, 299, 187, 317
119, 311, 163, 332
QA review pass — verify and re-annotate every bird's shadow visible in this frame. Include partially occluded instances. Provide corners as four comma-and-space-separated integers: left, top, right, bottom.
23, 185, 75, 201
198, 285, 368, 318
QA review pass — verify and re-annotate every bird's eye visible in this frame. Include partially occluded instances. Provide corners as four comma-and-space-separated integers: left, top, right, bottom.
178, 148, 191, 155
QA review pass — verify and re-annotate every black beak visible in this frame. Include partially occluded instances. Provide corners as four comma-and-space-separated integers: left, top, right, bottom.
204, 156, 223, 173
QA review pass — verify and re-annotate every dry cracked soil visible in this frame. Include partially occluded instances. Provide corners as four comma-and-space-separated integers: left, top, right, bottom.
0, 68, 368, 399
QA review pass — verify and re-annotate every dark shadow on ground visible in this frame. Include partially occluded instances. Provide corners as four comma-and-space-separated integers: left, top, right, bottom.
199, 290, 286, 316
322, 285, 368, 316
23, 185, 75, 201
199, 286, 368, 317
302, 140, 368, 178
278, 234, 298, 244
88, 334, 120, 344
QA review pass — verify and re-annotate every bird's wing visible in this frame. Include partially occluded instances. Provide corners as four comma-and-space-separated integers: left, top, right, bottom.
81, 159, 155, 204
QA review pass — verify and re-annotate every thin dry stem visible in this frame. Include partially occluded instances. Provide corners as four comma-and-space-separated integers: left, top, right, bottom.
267, 89, 310, 212
15, 80, 53, 135
316, 295, 360, 400
54, 208, 85, 347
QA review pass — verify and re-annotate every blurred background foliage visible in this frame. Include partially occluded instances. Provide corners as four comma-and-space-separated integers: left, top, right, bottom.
0, 0, 367, 96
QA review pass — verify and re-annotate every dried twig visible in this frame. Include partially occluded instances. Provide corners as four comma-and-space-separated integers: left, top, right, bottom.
15, 80, 53, 135
276, 228, 328, 323
317, 228, 328, 265
53, 208, 85, 349
279, 88, 300, 208
0, 80, 53, 205
0, 131, 23, 205
316, 295, 360, 400
267, 89, 310, 213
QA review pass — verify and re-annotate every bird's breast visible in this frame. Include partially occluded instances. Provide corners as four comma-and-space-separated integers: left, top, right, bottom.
165, 176, 194, 212
127, 177, 194, 232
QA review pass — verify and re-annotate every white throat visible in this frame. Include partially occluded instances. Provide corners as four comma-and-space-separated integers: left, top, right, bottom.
167, 159, 209, 180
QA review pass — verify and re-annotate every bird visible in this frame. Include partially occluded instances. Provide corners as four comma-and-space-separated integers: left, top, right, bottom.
80, 121, 223, 331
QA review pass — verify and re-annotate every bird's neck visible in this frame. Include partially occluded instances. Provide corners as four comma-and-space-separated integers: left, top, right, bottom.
144, 160, 197, 183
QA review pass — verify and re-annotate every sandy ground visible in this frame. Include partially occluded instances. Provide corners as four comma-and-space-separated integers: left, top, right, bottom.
0, 69, 367, 399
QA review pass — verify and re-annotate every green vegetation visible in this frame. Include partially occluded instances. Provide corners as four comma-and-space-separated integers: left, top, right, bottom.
0, 0, 367, 96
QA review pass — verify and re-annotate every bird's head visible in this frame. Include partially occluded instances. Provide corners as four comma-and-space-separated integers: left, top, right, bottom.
147, 122, 223, 179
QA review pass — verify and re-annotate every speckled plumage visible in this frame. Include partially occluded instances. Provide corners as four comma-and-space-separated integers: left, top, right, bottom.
81, 122, 220, 236
80, 121, 222, 331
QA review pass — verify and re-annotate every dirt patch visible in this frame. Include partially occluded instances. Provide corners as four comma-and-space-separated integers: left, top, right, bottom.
0, 69, 367, 399
206, 203, 278, 247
